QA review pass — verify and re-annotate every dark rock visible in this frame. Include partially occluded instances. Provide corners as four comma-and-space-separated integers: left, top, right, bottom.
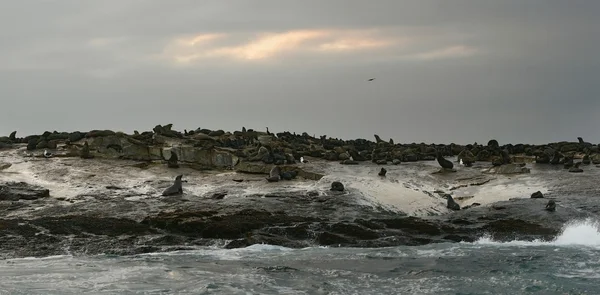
378, 167, 387, 177
69, 132, 85, 142
0, 182, 50, 201
26, 139, 37, 151
317, 232, 353, 245
8, 131, 16, 142
86, 130, 116, 138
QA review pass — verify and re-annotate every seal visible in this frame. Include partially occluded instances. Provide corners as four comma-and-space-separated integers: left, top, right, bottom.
167, 151, 179, 168
81, 142, 93, 159
568, 162, 583, 173
162, 175, 184, 196
445, 194, 460, 211
266, 166, 281, 182
436, 151, 454, 170
378, 167, 387, 177
545, 200, 556, 212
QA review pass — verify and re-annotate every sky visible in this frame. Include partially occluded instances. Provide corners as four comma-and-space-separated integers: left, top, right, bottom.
0, 0, 599, 144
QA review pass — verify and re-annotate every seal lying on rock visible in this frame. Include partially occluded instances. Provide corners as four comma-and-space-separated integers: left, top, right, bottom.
162, 175, 184, 196
445, 194, 460, 211
266, 166, 281, 182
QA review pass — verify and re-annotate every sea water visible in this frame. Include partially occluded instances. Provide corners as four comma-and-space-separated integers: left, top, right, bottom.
1, 219, 599, 294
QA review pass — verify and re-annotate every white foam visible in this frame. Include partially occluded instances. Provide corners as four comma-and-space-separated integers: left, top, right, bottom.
473, 219, 600, 248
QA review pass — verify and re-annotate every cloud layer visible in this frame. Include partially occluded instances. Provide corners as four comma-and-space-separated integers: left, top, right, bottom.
0, 1, 598, 144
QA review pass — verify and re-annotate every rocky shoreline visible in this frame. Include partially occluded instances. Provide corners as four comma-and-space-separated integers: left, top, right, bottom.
0, 125, 599, 259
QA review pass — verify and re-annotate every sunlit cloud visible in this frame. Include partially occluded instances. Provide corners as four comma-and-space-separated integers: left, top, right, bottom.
161, 29, 401, 64
409, 45, 479, 61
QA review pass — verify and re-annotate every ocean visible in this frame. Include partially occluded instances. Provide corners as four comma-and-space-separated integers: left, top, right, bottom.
1, 219, 599, 295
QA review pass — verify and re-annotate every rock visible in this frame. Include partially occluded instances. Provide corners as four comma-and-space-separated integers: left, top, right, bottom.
330, 181, 345, 192
26, 139, 37, 151
0, 182, 50, 201
338, 152, 350, 161
8, 131, 16, 142
378, 167, 387, 177
208, 130, 225, 137
340, 160, 358, 165
69, 132, 85, 142
36, 140, 49, 150
86, 130, 116, 138
582, 154, 591, 165
0, 163, 12, 170
530, 191, 544, 199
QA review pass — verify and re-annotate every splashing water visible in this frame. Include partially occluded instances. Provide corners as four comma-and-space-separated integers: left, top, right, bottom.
474, 218, 600, 247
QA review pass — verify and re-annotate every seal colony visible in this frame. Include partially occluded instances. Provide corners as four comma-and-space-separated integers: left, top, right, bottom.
0, 125, 597, 257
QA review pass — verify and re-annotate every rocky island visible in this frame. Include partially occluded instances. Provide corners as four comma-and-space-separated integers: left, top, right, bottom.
0, 125, 598, 259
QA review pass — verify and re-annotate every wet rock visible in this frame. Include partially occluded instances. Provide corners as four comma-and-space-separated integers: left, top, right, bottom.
340, 159, 359, 165
378, 167, 387, 177
0, 182, 50, 201
484, 163, 530, 174
330, 181, 345, 192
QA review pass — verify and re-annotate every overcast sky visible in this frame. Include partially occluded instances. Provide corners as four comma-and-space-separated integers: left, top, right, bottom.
1, 1, 598, 144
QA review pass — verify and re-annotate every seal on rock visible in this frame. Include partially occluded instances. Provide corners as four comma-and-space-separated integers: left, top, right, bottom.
530, 191, 544, 199
436, 151, 454, 170
266, 166, 281, 182
162, 175, 184, 196
167, 151, 179, 168
80, 142, 93, 159
568, 162, 583, 173
545, 200, 556, 212
378, 167, 387, 177
445, 194, 460, 211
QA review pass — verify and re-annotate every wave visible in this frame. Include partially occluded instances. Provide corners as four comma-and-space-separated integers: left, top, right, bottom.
473, 218, 600, 247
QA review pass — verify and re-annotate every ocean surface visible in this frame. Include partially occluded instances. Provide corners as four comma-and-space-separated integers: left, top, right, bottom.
1, 220, 599, 294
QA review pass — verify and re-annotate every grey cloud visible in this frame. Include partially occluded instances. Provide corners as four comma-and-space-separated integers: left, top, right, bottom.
0, 1, 598, 144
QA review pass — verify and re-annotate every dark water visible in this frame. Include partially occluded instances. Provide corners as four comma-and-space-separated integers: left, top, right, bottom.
1, 220, 600, 295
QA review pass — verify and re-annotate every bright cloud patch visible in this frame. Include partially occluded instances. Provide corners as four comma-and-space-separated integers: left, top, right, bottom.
160, 28, 479, 65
